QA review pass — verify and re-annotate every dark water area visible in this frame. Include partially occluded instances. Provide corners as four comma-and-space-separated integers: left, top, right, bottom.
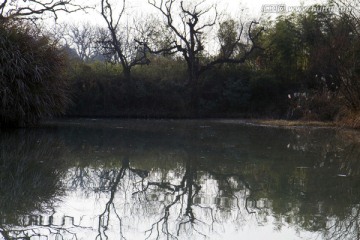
0, 119, 360, 240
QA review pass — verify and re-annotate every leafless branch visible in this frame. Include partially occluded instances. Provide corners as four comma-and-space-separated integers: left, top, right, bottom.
199, 21, 264, 74
0, 0, 87, 21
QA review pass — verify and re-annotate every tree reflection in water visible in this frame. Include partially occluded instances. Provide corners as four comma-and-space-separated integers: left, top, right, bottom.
93, 157, 229, 240
0, 129, 82, 239
1, 120, 360, 240
95, 157, 149, 240
140, 158, 202, 239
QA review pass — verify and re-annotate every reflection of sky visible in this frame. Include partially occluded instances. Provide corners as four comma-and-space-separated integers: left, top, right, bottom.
55, 195, 316, 239
37, 167, 318, 240
2, 119, 359, 239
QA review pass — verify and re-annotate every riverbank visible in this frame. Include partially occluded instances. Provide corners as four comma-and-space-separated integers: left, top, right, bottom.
249, 119, 336, 128
247, 118, 360, 130
217, 118, 360, 130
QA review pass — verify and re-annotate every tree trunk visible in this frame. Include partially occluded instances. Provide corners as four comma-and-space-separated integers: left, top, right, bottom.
188, 65, 200, 116
123, 67, 131, 81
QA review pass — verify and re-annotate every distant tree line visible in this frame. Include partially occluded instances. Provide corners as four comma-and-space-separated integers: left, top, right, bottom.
1, 0, 359, 127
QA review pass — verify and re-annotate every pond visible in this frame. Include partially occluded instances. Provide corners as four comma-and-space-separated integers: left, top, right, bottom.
0, 119, 360, 240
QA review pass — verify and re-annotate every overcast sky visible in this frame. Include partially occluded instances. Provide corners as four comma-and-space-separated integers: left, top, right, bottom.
55, 0, 326, 26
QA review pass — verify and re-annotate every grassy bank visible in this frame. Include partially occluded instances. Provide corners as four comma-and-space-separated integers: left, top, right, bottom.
246, 117, 360, 130
250, 119, 336, 128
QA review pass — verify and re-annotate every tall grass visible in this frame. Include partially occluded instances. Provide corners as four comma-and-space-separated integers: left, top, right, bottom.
0, 23, 70, 127
337, 108, 360, 129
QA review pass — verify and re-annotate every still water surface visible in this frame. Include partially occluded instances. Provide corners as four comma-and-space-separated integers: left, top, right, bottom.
1, 119, 360, 240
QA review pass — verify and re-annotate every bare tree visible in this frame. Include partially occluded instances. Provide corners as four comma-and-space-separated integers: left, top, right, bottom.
45, 22, 70, 46
100, 0, 155, 79
144, 0, 263, 113
66, 22, 101, 62
0, 0, 84, 21
331, 0, 360, 33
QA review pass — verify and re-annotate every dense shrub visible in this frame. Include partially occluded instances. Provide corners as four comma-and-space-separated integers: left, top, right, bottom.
0, 23, 69, 127
67, 61, 189, 118
199, 65, 252, 116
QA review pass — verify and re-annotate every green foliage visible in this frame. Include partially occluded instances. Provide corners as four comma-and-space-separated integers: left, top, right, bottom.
0, 23, 70, 127
64, 3, 360, 121
253, 7, 360, 120
248, 71, 286, 117
199, 65, 252, 115
218, 19, 241, 58
67, 59, 189, 117
264, 17, 304, 79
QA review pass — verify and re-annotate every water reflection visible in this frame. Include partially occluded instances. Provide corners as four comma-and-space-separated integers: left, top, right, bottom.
0, 119, 360, 239
0, 129, 69, 239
